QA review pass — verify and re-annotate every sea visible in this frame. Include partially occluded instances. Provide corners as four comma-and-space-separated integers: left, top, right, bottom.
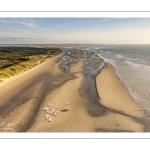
91, 45, 150, 111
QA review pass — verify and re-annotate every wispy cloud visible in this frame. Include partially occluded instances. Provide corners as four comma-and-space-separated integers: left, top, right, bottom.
75, 32, 99, 35
75, 32, 89, 35
96, 18, 114, 23
0, 19, 52, 32
1, 19, 36, 27
96, 18, 126, 23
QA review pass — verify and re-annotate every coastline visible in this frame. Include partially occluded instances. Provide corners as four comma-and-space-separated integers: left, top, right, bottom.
0, 48, 147, 132
96, 62, 144, 117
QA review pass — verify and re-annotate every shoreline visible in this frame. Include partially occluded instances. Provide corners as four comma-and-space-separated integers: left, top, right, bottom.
101, 61, 150, 118
112, 64, 150, 116
96, 62, 144, 118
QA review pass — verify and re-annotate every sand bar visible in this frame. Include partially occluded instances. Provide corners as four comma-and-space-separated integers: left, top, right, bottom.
96, 63, 144, 117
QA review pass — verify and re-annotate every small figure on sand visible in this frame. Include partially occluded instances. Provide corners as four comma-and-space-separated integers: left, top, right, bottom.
48, 117, 52, 122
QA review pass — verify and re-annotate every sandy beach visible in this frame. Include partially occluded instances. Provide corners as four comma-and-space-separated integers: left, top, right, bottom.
96, 63, 144, 117
0, 47, 149, 132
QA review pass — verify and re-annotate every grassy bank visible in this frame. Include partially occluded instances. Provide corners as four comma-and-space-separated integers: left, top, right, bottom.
0, 47, 62, 82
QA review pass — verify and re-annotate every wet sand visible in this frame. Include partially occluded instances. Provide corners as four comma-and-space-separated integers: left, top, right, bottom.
0, 47, 149, 132
96, 63, 144, 117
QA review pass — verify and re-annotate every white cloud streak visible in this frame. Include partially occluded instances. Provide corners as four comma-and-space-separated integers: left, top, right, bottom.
0, 19, 52, 32
96, 17, 126, 23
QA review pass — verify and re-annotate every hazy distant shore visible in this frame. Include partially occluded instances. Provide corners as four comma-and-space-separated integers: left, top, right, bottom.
0, 47, 149, 132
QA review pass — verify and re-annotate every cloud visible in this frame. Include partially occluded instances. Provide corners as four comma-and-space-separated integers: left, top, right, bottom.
75, 32, 100, 35
96, 18, 126, 23
0, 19, 52, 32
96, 18, 115, 23
2, 37, 32, 40
1, 19, 35, 27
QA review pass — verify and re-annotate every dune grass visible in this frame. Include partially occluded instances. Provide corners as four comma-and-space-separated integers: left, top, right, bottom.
0, 47, 62, 82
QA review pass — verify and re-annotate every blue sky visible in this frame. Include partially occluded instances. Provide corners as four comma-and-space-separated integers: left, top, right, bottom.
0, 18, 150, 44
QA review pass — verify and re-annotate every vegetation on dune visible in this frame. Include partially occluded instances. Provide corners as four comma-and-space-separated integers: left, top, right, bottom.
0, 47, 62, 83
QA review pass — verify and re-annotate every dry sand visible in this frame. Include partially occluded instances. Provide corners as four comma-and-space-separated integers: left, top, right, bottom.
0, 52, 64, 132
0, 52, 64, 106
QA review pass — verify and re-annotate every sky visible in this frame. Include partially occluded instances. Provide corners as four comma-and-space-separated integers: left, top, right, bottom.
0, 18, 150, 44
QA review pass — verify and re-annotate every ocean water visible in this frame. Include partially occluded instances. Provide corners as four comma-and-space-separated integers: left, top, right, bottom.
92, 45, 150, 111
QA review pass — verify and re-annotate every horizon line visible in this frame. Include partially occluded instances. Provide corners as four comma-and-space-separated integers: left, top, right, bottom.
1, 43, 150, 45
